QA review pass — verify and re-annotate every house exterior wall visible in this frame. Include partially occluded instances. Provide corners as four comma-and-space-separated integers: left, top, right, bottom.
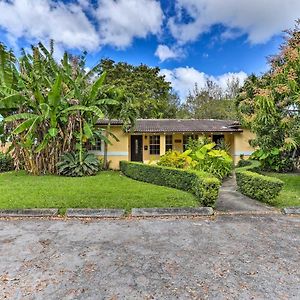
89, 126, 129, 169
89, 126, 255, 169
232, 129, 256, 164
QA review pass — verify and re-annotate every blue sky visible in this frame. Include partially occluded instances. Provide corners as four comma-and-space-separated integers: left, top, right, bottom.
0, 0, 299, 99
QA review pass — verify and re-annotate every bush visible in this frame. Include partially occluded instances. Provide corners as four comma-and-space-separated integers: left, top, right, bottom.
57, 152, 101, 177
120, 161, 221, 207
236, 160, 284, 204
236, 159, 252, 168
157, 141, 233, 180
190, 142, 233, 179
0, 152, 14, 172
250, 148, 294, 172
157, 150, 192, 169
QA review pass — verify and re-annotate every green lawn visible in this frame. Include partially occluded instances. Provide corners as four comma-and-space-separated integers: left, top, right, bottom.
267, 173, 300, 207
0, 171, 198, 214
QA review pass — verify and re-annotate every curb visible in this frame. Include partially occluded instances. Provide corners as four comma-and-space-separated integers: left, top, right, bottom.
0, 209, 58, 217
131, 207, 214, 217
282, 207, 300, 215
66, 208, 126, 218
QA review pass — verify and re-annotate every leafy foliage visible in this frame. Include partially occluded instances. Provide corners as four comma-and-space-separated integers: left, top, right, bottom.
157, 150, 193, 169
190, 142, 233, 179
57, 152, 101, 177
250, 148, 294, 172
178, 78, 241, 119
0, 41, 133, 175
99, 59, 178, 118
236, 20, 300, 171
157, 136, 233, 179
120, 161, 221, 207
0, 152, 14, 172
236, 160, 284, 203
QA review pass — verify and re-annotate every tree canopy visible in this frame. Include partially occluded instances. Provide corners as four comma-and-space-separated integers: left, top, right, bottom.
0, 42, 135, 175
98, 59, 179, 118
236, 20, 300, 171
178, 78, 241, 120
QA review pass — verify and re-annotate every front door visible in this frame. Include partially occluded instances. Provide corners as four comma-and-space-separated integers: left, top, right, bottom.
131, 135, 143, 162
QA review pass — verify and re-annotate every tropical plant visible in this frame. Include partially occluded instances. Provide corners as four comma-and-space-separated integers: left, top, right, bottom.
100, 87, 137, 169
236, 20, 300, 171
190, 142, 233, 179
0, 41, 126, 175
186, 135, 211, 152
157, 150, 193, 169
250, 148, 293, 172
57, 152, 100, 177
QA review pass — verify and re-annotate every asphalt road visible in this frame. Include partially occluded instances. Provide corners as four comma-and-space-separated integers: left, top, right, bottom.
0, 214, 299, 299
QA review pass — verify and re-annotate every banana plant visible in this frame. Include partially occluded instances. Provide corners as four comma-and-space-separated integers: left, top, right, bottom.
0, 41, 127, 175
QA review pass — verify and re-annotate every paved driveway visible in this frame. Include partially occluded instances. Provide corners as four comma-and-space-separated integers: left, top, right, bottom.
0, 215, 299, 299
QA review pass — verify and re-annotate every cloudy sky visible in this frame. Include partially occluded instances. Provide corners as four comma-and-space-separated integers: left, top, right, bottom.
0, 0, 299, 99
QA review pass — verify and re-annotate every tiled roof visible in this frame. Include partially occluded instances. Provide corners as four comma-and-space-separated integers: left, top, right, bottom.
97, 119, 242, 133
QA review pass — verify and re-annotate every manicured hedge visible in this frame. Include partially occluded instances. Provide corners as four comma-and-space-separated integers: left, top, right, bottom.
235, 160, 284, 204
120, 161, 221, 207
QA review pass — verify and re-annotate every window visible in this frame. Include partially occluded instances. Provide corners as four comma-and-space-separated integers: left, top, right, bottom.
86, 139, 102, 151
212, 134, 224, 148
165, 135, 173, 152
183, 134, 198, 151
149, 135, 160, 155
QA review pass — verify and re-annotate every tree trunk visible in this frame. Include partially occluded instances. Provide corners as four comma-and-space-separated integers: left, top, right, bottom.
103, 120, 111, 170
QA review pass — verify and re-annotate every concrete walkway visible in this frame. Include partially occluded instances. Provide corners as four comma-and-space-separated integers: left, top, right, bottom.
216, 176, 277, 213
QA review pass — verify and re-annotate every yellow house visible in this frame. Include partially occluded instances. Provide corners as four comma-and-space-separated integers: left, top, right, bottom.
90, 119, 255, 169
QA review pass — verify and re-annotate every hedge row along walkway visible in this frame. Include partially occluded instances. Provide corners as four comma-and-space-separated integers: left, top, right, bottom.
216, 176, 277, 213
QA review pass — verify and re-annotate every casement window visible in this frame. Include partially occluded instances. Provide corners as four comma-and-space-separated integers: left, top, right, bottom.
165, 135, 173, 152
86, 139, 102, 151
149, 135, 160, 155
183, 134, 198, 151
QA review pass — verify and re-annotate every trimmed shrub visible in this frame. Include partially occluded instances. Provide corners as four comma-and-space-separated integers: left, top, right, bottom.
120, 161, 221, 207
236, 160, 284, 204
236, 159, 252, 168
0, 152, 14, 172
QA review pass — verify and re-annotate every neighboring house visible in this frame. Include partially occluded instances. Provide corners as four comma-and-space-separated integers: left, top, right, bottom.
89, 119, 255, 169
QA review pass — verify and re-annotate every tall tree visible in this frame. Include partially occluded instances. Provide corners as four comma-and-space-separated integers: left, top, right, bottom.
236, 20, 300, 171
179, 79, 240, 120
98, 59, 178, 118
0, 42, 121, 175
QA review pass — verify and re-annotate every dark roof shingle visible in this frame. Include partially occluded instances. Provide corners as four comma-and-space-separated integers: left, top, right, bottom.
97, 119, 242, 133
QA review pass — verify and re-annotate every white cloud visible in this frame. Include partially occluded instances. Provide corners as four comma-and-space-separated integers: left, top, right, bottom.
169, 0, 300, 44
161, 67, 247, 99
0, 0, 164, 51
155, 44, 183, 62
95, 0, 164, 48
0, 0, 100, 51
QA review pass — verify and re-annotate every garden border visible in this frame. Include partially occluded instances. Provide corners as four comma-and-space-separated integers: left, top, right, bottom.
282, 207, 300, 215
0, 209, 58, 217
235, 160, 284, 204
120, 160, 221, 207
